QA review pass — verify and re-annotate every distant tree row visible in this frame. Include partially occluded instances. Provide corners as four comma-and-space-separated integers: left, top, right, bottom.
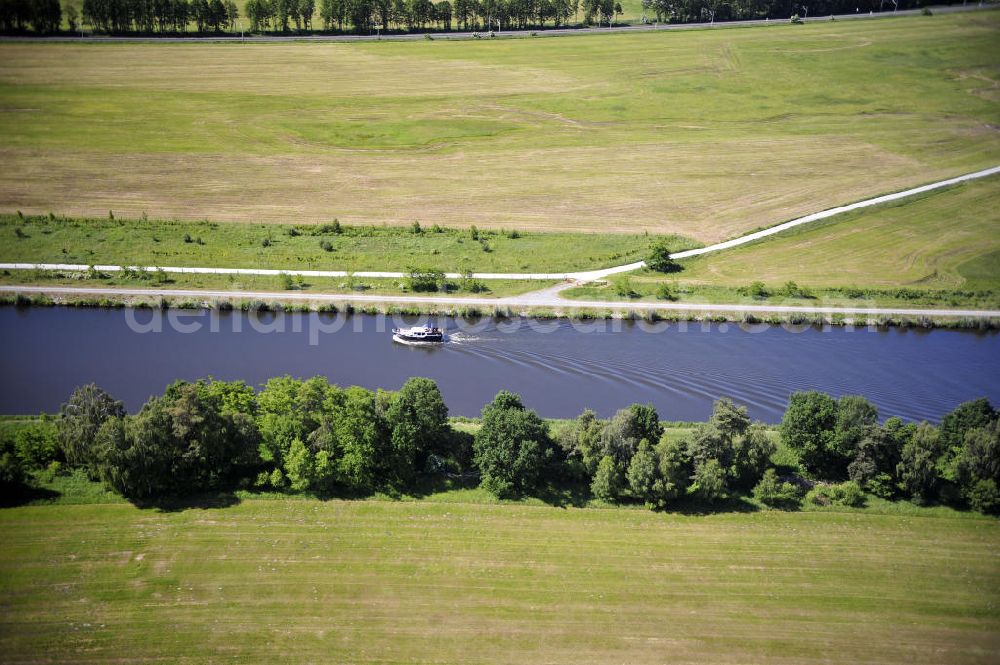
2, 379, 997, 515
641, 0, 923, 24
1, 0, 926, 34
81, 0, 239, 34
0, 0, 62, 33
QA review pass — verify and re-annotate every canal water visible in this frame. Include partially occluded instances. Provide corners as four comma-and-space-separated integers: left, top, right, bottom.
1, 306, 997, 422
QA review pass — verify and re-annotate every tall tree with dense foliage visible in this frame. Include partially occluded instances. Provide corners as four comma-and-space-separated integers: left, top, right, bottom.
730, 422, 775, 492
940, 398, 996, 450
937, 398, 996, 496
781, 391, 840, 478
896, 422, 943, 504
591, 454, 623, 502
690, 458, 726, 502
686, 398, 771, 494
556, 408, 604, 477
654, 437, 692, 503
955, 419, 1000, 513
848, 416, 911, 498
385, 377, 449, 486
473, 391, 552, 498
599, 403, 660, 468
57, 383, 126, 476
626, 439, 658, 504
330, 386, 388, 492
256, 375, 339, 473
831, 395, 879, 470
96, 380, 260, 499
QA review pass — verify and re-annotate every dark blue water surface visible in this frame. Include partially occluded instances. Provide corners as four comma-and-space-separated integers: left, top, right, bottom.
1, 306, 998, 423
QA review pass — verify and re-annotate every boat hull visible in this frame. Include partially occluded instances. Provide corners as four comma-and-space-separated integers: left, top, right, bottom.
392, 333, 444, 344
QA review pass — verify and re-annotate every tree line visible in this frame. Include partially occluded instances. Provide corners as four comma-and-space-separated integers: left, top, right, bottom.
0, 0, 61, 33
1, 0, 928, 35
1, 378, 997, 514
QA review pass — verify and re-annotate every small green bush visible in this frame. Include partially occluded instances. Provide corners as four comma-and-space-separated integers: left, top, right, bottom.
612, 276, 639, 298
655, 283, 678, 301
738, 281, 770, 299
966, 479, 1000, 514
807, 480, 865, 508
753, 469, 802, 508
14, 423, 60, 470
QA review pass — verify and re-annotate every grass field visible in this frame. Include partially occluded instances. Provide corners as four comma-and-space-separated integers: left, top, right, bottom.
677, 178, 1000, 290
561, 177, 1000, 308
1, 495, 998, 664
2, 13, 998, 239
0, 213, 693, 273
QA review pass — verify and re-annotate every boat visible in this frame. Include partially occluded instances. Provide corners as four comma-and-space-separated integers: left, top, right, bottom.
392, 325, 445, 344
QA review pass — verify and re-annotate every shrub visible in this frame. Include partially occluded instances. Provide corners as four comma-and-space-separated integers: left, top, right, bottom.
782, 281, 812, 299
739, 281, 770, 299
690, 459, 726, 502
611, 276, 639, 298
0, 437, 26, 491
752, 469, 801, 508
461, 272, 489, 293
279, 273, 294, 290
314, 219, 343, 235
966, 479, 1000, 514
262, 237, 271, 248
865, 472, 897, 500
411, 220, 422, 234
319, 240, 334, 252
14, 423, 60, 470
655, 283, 678, 301
408, 268, 445, 292
807, 480, 865, 508
646, 241, 680, 273
287, 227, 301, 237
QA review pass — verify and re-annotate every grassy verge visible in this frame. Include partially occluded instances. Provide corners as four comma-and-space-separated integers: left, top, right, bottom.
3, 292, 999, 330
0, 213, 694, 274
0, 489, 997, 664
0, 267, 554, 298
562, 280, 1000, 310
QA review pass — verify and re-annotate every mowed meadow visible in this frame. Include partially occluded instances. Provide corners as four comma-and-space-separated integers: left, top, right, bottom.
1, 13, 999, 241
1, 498, 998, 664
677, 178, 1000, 290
